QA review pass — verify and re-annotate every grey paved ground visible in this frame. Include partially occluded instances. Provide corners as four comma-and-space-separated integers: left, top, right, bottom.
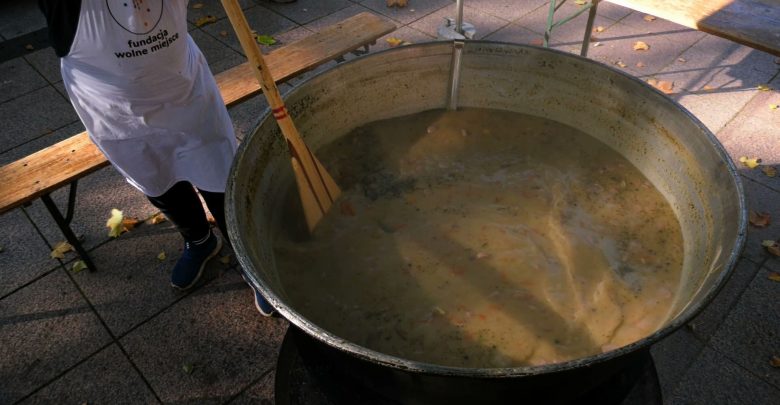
1, 0, 779, 404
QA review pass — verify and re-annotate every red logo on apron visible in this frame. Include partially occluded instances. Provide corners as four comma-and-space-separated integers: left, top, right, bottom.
106, 0, 164, 35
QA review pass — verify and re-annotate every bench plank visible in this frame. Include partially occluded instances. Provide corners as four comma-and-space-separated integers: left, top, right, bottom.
0, 12, 394, 215
218, 12, 395, 106
607, 0, 780, 56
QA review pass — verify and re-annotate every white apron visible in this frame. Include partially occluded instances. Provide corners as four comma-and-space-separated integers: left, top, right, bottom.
61, 0, 237, 197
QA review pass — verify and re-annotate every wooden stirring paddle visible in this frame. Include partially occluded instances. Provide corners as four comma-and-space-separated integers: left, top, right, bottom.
221, 0, 341, 232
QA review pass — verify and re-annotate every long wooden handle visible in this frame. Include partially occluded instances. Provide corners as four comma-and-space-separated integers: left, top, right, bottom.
221, 0, 340, 231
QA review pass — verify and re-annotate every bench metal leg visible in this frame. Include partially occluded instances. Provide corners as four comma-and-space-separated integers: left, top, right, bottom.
40, 182, 98, 272
581, 0, 600, 56
544, 0, 598, 50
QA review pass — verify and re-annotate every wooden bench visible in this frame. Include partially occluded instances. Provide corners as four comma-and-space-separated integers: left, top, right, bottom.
546, 0, 780, 57
0, 12, 395, 272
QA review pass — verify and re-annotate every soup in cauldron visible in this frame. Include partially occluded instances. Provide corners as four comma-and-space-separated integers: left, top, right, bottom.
273, 108, 683, 368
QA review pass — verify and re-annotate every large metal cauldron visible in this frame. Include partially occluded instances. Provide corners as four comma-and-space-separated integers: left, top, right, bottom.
226, 41, 745, 404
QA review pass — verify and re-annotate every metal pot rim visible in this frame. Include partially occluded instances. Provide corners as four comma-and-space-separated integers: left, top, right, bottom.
227, 40, 747, 377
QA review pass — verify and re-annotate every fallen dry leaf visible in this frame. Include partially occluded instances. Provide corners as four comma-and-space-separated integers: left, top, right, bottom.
192, 2, 204, 9
763, 240, 780, 256
762, 165, 778, 177
595, 26, 605, 33
157, 251, 166, 261
25, 44, 34, 51
633, 41, 650, 51
194, 15, 217, 27
386, 37, 404, 47
150, 212, 167, 225
122, 217, 140, 232
636, 62, 645, 68
255, 34, 277, 46
749, 211, 771, 228
768, 272, 780, 282
72, 260, 88, 273
770, 104, 779, 110
530, 38, 544, 46
592, 42, 602, 47
219, 30, 228, 37
771, 356, 780, 368
647, 78, 674, 94
757, 84, 772, 91
51, 241, 74, 259
677, 57, 687, 63
616, 61, 627, 68
220, 255, 231, 265
386, 0, 408, 7
643, 15, 656, 21
703, 85, 715, 91
106, 208, 124, 238
574, 0, 586, 5
739, 156, 761, 169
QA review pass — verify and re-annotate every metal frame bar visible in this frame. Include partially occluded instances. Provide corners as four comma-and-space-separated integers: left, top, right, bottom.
580, 0, 601, 56
544, 0, 599, 56
40, 181, 97, 272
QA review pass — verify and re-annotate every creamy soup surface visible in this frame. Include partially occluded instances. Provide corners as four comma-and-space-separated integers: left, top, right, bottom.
273, 108, 683, 368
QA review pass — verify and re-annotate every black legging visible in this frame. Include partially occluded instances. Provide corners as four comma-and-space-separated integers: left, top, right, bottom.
146, 181, 230, 245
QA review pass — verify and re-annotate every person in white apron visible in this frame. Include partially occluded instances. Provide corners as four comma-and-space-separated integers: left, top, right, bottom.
38, 0, 274, 316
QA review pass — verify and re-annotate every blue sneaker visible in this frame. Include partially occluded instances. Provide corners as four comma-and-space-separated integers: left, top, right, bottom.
252, 287, 276, 317
242, 274, 276, 317
170, 231, 222, 290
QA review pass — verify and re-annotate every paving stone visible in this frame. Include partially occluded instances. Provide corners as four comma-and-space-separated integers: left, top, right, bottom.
22, 165, 160, 253
483, 21, 546, 46
687, 258, 762, 343
737, 177, 780, 263
23, 47, 61, 84
360, 0, 452, 25
0, 0, 46, 40
592, 2, 634, 22
652, 35, 778, 94
0, 86, 78, 153
764, 258, 780, 277
673, 89, 758, 135
717, 75, 780, 192
583, 19, 705, 77
366, 25, 436, 53
513, 0, 616, 47
670, 348, 780, 404
189, 29, 245, 75
229, 93, 270, 142
258, 25, 316, 55
303, 4, 390, 33
0, 209, 61, 299
651, 327, 705, 402
120, 268, 287, 404
709, 266, 780, 389
65, 222, 210, 336
21, 344, 158, 405
408, 3, 512, 40
0, 57, 47, 103
185, 0, 256, 25
0, 121, 84, 166
0, 269, 112, 404
200, 5, 298, 55
226, 369, 275, 405
453, 0, 548, 24
263, 0, 354, 25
